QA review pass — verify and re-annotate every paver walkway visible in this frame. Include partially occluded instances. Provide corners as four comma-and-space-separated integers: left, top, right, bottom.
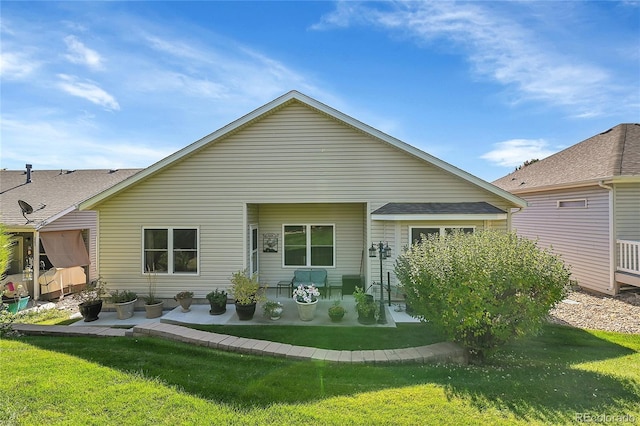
12, 322, 468, 365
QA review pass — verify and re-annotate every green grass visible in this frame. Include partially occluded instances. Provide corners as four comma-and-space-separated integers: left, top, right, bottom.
189, 322, 447, 350
1, 324, 638, 425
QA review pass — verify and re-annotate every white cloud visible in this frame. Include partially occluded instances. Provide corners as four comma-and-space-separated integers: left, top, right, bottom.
0, 116, 171, 170
57, 74, 120, 111
0, 51, 40, 80
480, 139, 556, 168
63, 35, 104, 70
313, 1, 621, 117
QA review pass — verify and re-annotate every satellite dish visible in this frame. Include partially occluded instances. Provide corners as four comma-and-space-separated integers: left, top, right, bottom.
18, 200, 34, 223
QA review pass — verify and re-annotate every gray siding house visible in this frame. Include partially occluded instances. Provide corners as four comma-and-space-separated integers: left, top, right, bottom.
493, 123, 640, 295
80, 91, 526, 301
1, 168, 141, 299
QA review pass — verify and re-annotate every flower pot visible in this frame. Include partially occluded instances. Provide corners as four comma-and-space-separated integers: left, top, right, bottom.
144, 301, 164, 319
4, 295, 30, 314
115, 298, 137, 320
357, 308, 376, 325
178, 297, 193, 312
329, 310, 345, 322
209, 301, 227, 315
79, 300, 103, 322
270, 307, 283, 320
296, 299, 318, 321
235, 302, 256, 320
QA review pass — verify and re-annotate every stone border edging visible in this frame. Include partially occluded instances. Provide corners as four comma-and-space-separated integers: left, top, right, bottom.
12, 323, 468, 365
130, 322, 467, 365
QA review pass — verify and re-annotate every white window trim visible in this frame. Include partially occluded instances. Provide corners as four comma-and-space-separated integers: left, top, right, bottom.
282, 224, 336, 268
142, 227, 200, 275
557, 199, 588, 209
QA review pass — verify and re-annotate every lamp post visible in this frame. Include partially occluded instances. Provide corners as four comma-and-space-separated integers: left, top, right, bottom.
369, 241, 390, 324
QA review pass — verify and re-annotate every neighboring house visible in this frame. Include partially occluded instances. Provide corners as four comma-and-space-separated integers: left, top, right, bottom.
79, 91, 526, 300
493, 123, 640, 295
1, 167, 141, 299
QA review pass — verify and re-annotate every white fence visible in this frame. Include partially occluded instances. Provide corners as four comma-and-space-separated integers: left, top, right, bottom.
617, 240, 640, 275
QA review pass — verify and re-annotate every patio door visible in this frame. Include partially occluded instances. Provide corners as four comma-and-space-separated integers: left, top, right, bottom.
250, 225, 258, 276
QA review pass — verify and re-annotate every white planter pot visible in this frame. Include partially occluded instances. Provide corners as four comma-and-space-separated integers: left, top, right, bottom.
295, 299, 318, 321
115, 298, 137, 320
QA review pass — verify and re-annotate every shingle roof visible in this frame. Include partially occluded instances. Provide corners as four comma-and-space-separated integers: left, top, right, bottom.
372, 202, 506, 215
1, 168, 141, 228
492, 123, 640, 193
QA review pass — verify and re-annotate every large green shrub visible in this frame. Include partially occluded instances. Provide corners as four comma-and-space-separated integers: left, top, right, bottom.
395, 230, 570, 361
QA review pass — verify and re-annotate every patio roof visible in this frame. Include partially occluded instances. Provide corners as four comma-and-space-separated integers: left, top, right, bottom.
371, 202, 507, 221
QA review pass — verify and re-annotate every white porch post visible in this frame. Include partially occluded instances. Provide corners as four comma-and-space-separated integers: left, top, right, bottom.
33, 230, 40, 300
365, 202, 372, 290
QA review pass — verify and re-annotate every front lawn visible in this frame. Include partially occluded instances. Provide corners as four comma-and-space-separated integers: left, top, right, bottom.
1, 324, 638, 425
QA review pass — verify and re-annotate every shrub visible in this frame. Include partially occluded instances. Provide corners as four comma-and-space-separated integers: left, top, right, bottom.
395, 230, 570, 362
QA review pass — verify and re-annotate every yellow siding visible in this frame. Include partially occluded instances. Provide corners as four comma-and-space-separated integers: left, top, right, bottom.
96, 102, 512, 297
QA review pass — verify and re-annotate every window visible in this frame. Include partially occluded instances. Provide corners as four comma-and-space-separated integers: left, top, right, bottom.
410, 226, 475, 244
284, 224, 335, 267
144, 228, 198, 274
558, 199, 587, 208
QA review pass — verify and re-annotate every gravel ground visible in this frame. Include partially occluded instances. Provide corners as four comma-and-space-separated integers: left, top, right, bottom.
548, 289, 640, 334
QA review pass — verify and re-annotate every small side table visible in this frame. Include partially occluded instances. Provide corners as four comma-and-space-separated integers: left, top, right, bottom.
276, 280, 291, 298
328, 281, 343, 299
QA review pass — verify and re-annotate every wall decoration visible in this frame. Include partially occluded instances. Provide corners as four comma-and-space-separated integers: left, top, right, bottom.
263, 233, 278, 252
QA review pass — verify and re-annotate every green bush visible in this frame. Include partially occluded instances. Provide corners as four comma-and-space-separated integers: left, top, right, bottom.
395, 230, 570, 362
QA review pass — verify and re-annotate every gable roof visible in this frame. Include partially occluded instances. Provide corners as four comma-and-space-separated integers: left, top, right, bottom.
1, 168, 141, 229
493, 123, 640, 193
80, 91, 526, 210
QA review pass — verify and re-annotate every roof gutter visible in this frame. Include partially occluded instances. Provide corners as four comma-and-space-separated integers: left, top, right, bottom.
598, 180, 616, 293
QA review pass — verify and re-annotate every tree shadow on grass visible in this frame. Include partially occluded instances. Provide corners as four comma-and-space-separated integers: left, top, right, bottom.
16, 325, 639, 423
434, 325, 639, 424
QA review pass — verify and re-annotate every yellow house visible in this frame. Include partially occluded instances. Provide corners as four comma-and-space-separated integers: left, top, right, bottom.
80, 91, 526, 301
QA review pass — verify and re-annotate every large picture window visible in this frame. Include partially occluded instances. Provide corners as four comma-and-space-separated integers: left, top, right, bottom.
144, 228, 198, 274
284, 224, 334, 267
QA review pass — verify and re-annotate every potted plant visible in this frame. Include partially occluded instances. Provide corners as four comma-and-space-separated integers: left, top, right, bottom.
74, 277, 107, 322
293, 284, 320, 321
263, 300, 283, 320
328, 300, 346, 322
143, 267, 163, 319
206, 289, 228, 315
353, 286, 377, 325
230, 269, 264, 320
174, 291, 194, 312
109, 289, 138, 320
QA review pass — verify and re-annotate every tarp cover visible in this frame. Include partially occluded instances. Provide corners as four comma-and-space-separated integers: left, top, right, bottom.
40, 230, 90, 268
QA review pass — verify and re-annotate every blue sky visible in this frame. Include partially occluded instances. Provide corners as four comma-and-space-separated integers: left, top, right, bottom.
1, 1, 638, 182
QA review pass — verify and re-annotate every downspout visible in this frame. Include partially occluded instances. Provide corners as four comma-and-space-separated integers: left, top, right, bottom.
598, 181, 616, 293
507, 207, 524, 232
